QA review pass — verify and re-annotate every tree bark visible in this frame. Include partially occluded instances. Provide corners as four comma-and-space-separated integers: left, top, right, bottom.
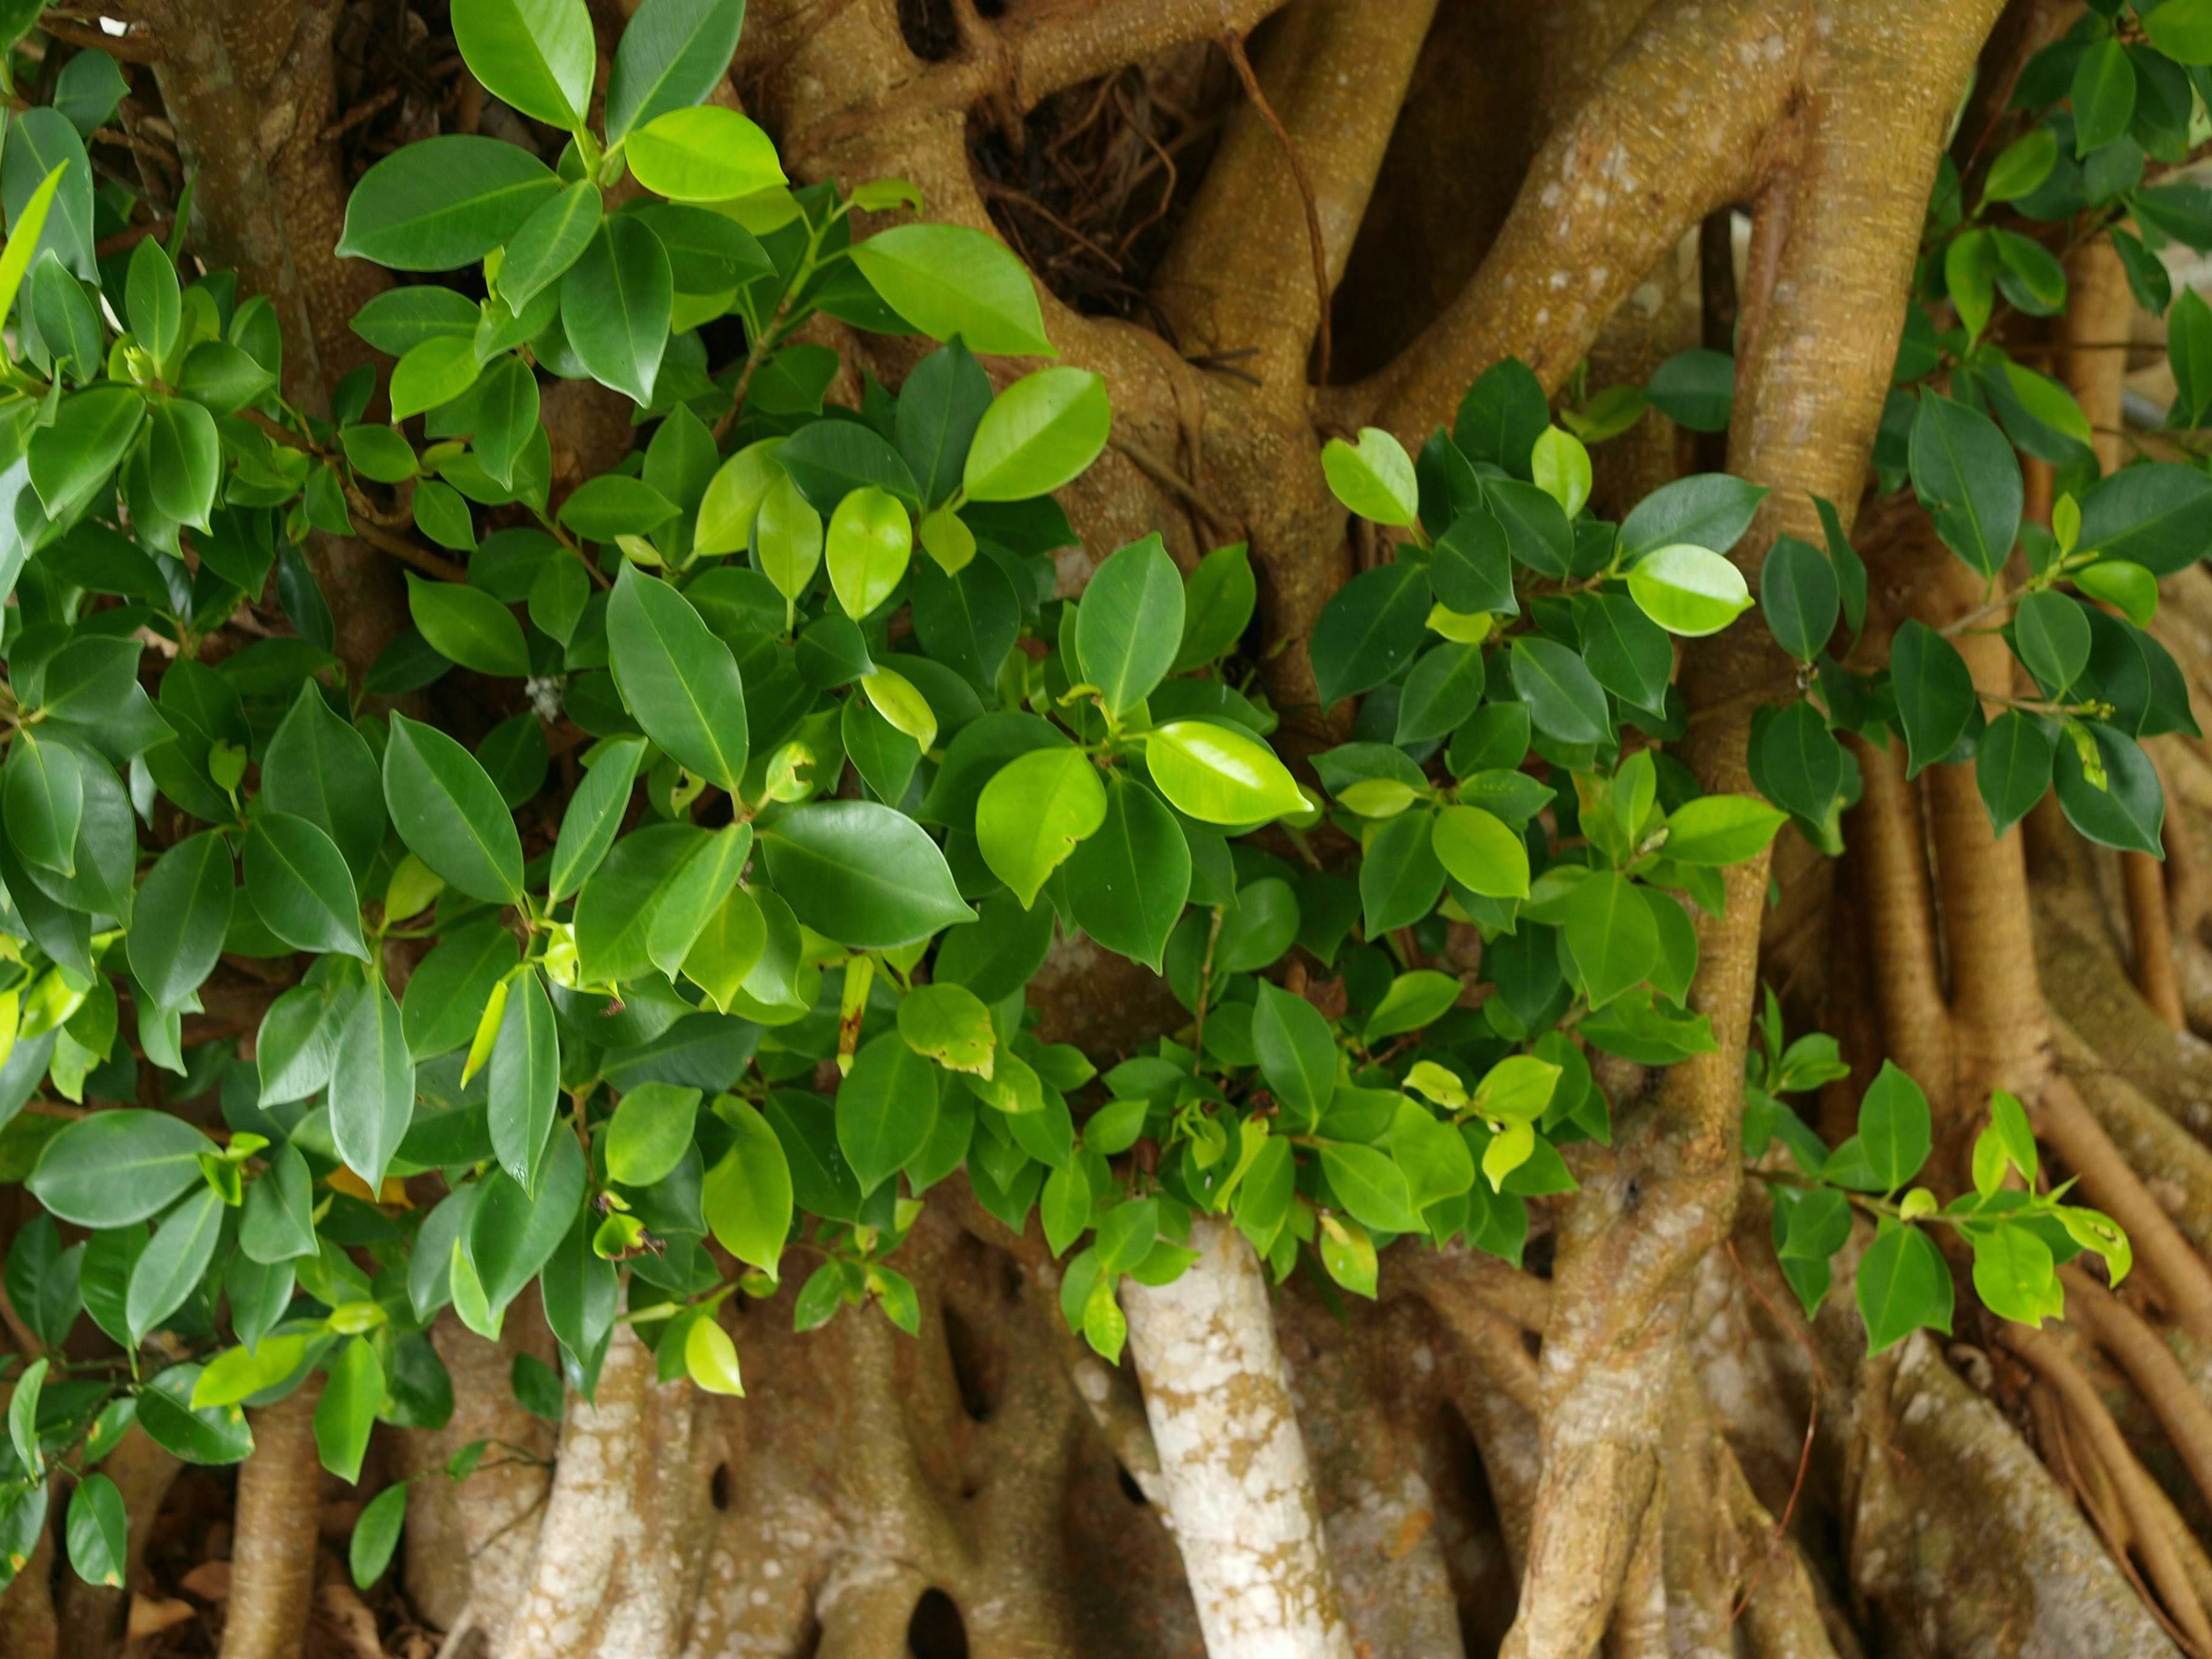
1121, 1218, 1354, 1659
220, 1378, 323, 1659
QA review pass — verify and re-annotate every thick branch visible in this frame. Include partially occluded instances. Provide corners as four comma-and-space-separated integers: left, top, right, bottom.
750, 0, 1289, 151
1121, 1217, 1353, 1659
1347, 0, 1809, 434
219, 1379, 323, 1659
1150, 0, 1440, 396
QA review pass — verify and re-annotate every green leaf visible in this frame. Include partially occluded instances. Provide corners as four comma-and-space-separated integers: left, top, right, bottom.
1910, 393, 2021, 578
897, 982, 995, 1077
1173, 541, 1256, 671
1432, 804, 1528, 899
488, 969, 559, 1192
1063, 772, 1190, 971
758, 800, 974, 947
5, 112, 94, 283
836, 1032, 940, 1194
1320, 428, 1418, 527
608, 565, 749, 791
66, 1472, 125, 1588
125, 1184, 223, 1346
1855, 1218, 1953, 1354
350, 1482, 410, 1590
1617, 473, 1767, 562
702, 1095, 794, 1275
315, 1337, 384, 1483
469, 1132, 585, 1314
454, 0, 593, 126
825, 486, 912, 621
407, 574, 529, 676
1487, 478, 1574, 576
240, 1142, 317, 1264
0, 160, 71, 331
1758, 700, 1843, 822
7, 1357, 43, 1475
1858, 1060, 1931, 1191
337, 137, 561, 270
1143, 719, 1304, 824
245, 813, 368, 959
1531, 424, 1593, 513
4, 732, 82, 875
263, 683, 385, 876
1980, 127, 2058, 205
1890, 619, 1977, 778
1310, 562, 1430, 709
2076, 464, 2212, 577
331, 974, 416, 1192
28, 1111, 215, 1228
126, 237, 180, 364
606, 0, 749, 139
1969, 1222, 2061, 1327
1360, 808, 1444, 933
1562, 870, 1658, 1009
561, 216, 672, 406
391, 334, 483, 422
1252, 981, 1335, 1124
961, 369, 1108, 501
1944, 229, 1995, 343
1975, 709, 2054, 837
849, 224, 1055, 358
1317, 1142, 1422, 1234
1396, 642, 1487, 744
548, 739, 647, 902
1077, 535, 1184, 715
606, 1081, 702, 1187
1660, 794, 1786, 865
2054, 722, 2164, 855
382, 713, 527, 906
1645, 349, 1734, 432
1760, 535, 1838, 662
137, 1362, 255, 1465
127, 831, 234, 1009
2012, 590, 2090, 693
626, 105, 785, 202
2070, 37, 2135, 156
1626, 543, 1753, 637
499, 178, 603, 310
29, 387, 143, 520
976, 745, 1107, 908
1508, 637, 1609, 745
1431, 503, 1516, 615
572, 823, 709, 983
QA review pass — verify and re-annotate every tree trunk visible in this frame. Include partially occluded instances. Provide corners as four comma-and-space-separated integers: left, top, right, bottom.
1121, 1219, 1357, 1659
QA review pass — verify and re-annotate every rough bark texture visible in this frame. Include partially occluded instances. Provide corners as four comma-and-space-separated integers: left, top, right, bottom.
1121, 1218, 1357, 1659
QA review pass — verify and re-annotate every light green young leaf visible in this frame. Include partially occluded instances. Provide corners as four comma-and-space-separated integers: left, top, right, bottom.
1320, 428, 1418, 528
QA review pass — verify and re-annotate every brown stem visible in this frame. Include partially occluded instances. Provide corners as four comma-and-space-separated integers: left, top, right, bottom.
1999, 1321, 2212, 1654
2058, 1264, 2212, 1524
2037, 1072, 2212, 1347
1842, 734, 1953, 1086
2123, 850, 2187, 1030
219, 1378, 324, 1659
1219, 23, 1336, 389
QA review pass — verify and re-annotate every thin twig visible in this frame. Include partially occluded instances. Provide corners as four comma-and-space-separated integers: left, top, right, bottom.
1110, 434, 1243, 541
1725, 1240, 1821, 1627
1222, 27, 1331, 388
